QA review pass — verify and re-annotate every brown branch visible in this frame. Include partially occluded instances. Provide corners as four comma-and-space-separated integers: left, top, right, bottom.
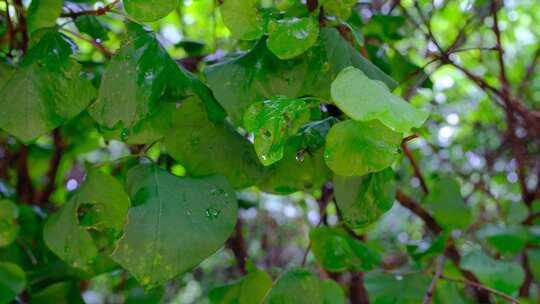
35, 129, 65, 206
16, 145, 33, 204
349, 272, 369, 304
60, 28, 113, 58
225, 218, 248, 275
490, 0, 510, 94
401, 143, 429, 194
395, 189, 440, 233
422, 255, 445, 304
523, 210, 540, 225
441, 275, 519, 303
60, 0, 120, 19
13, 0, 28, 53
519, 251, 533, 297
395, 190, 491, 302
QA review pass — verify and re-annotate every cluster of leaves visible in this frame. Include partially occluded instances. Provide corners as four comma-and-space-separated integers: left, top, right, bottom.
1, 0, 540, 303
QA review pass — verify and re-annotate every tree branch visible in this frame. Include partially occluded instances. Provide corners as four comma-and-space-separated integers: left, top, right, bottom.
441, 275, 519, 303
35, 129, 65, 207
422, 255, 445, 304
60, 28, 113, 58
395, 189, 491, 302
349, 272, 369, 304
225, 217, 248, 275
16, 145, 33, 204
61, 0, 120, 19
401, 142, 429, 194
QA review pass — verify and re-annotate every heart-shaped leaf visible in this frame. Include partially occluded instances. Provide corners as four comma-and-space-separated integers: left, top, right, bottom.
111, 164, 238, 286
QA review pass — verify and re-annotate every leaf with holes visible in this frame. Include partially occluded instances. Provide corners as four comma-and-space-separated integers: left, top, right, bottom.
43, 169, 130, 270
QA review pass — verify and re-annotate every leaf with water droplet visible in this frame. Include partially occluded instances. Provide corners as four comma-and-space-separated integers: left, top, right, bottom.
164, 97, 265, 189
112, 164, 237, 287
267, 16, 320, 59
244, 96, 311, 165
205, 28, 396, 124
89, 23, 225, 130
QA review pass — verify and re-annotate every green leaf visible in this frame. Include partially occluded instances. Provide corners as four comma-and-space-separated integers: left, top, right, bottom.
0, 31, 96, 142
331, 66, 429, 133
120, 102, 175, 145
75, 15, 109, 41
333, 168, 395, 228
319, 0, 357, 19
310, 227, 380, 272
407, 233, 449, 261
244, 97, 311, 165
164, 97, 265, 189
0, 200, 19, 248
263, 268, 344, 304
123, 0, 178, 22
27, 0, 63, 33
324, 120, 401, 176
477, 225, 529, 255
0, 262, 26, 304
267, 17, 319, 59
220, 0, 264, 40
111, 164, 238, 286
423, 177, 473, 230
43, 169, 130, 270
256, 117, 333, 194
460, 250, 524, 295
28, 281, 84, 304
258, 147, 330, 194
527, 249, 540, 284
205, 28, 396, 123
364, 273, 431, 304
89, 23, 224, 129
209, 270, 273, 304
322, 280, 345, 304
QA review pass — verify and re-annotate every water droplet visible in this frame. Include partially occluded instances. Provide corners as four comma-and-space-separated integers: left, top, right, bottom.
211, 188, 225, 196
295, 151, 305, 163
205, 207, 221, 220
121, 129, 129, 141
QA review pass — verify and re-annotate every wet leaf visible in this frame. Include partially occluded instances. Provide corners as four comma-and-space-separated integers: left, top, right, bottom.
324, 120, 401, 176
112, 164, 237, 286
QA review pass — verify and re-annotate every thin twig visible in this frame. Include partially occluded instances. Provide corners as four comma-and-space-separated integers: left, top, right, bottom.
35, 129, 65, 207
60, 0, 120, 18
440, 275, 520, 303
422, 255, 445, 304
401, 143, 429, 194
60, 28, 113, 58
